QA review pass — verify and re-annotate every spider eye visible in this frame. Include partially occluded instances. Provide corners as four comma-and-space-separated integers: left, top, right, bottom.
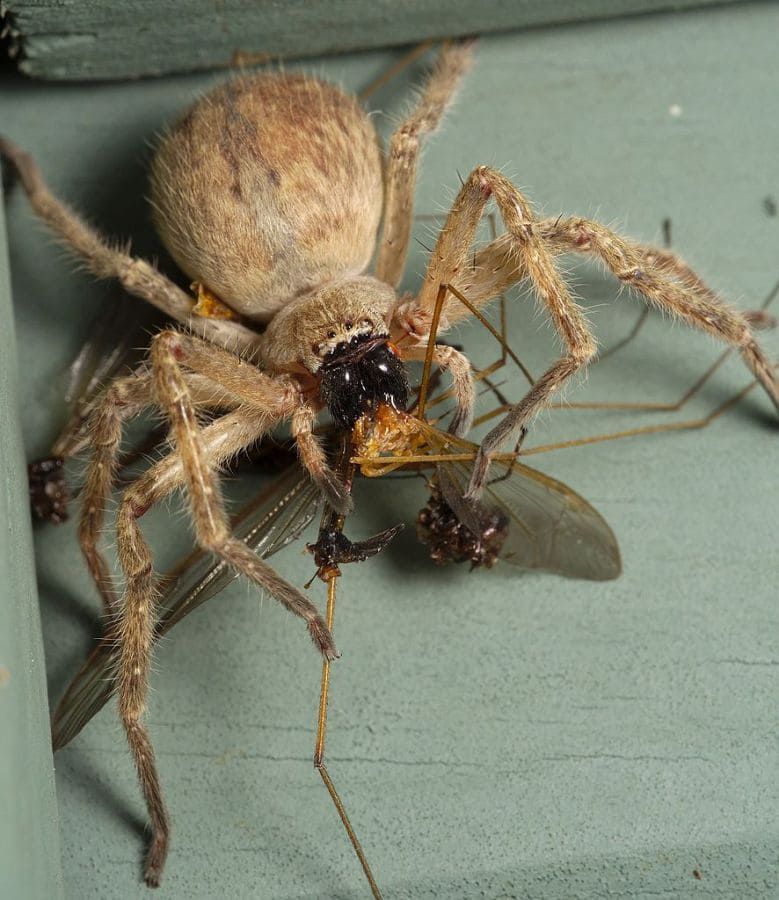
327, 330, 337, 339
361, 318, 373, 329
344, 320, 353, 330
312, 343, 320, 355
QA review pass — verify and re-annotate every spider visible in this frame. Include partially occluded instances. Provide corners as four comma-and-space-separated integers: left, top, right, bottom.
2, 39, 778, 889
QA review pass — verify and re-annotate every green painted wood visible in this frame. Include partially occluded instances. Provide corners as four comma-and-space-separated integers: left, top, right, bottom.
4, 0, 752, 81
1, 3, 778, 897
0, 181, 63, 897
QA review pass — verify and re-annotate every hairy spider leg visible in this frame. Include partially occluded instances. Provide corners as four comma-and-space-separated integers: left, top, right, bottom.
375, 41, 473, 289
402, 166, 779, 497
81, 329, 338, 885
473, 281, 779, 434
0, 136, 263, 357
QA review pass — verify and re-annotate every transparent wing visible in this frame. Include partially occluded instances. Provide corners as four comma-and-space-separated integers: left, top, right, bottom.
439, 456, 621, 581
53, 296, 157, 459
398, 415, 620, 581
52, 465, 320, 751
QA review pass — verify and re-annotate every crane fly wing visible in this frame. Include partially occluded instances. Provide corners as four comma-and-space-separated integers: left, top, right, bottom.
56, 298, 154, 458
158, 470, 319, 631
440, 456, 622, 581
52, 465, 320, 751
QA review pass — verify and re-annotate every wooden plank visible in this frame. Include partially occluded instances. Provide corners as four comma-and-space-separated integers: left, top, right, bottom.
0, 179, 64, 900
4, 0, 751, 81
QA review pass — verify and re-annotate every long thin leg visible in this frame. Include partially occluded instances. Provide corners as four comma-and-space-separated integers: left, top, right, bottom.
79, 370, 154, 614
292, 404, 353, 512
308, 448, 383, 899
375, 41, 473, 287
0, 136, 263, 356
351, 372, 772, 472
519, 370, 776, 457
314, 575, 381, 900
402, 340, 475, 436
358, 40, 434, 102
416, 212, 536, 420
395, 166, 779, 496
314, 575, 383, 900
148, 331, 336, 657
537, 214, 779, 412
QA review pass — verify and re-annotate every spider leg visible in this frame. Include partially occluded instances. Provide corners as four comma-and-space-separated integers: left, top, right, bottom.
152, 330, 349, 510
455, 222, 729, 312
79, 370, 154, 615
78, 332, 297, 613
0, 136, 263, 355
292, 403, 353, 513
396, 167, 779, 497
401, 342, 475, 436
460, 230, 777, 413
534, 214, 779, 413
395, 166, 597, 497
80, 386, 263, 615
460, 218, 779, 413
147, 331, 336, 658
374, 41, 473, 288
108, 334, 336, 886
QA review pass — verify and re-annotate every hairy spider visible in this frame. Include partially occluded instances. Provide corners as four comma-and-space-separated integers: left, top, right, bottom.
2, 39, 778, 889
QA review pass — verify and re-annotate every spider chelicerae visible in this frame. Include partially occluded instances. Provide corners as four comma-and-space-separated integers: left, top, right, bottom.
2, 40, 778, 889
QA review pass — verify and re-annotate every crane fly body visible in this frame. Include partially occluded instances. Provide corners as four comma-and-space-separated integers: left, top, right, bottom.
2, 35, 778, 898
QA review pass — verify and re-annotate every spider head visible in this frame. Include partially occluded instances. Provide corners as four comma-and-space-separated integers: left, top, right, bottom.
259, 276, 409, 428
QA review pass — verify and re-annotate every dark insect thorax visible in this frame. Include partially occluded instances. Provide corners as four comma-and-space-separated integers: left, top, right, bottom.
417, 474, 509, 569
318, 335, 409, 429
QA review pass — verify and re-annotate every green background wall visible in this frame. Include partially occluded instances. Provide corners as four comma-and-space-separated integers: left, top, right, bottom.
1, 2, 777, 897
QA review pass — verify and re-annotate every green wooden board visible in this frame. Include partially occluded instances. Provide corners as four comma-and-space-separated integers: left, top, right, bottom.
3, 0, 752, 81
1, 3, 778, 898
0, 175, 63, 899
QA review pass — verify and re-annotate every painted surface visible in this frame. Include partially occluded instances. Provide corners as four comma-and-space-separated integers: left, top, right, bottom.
6, 0, 751, 80
1, 4, 777, 897
0, 184, 63, 897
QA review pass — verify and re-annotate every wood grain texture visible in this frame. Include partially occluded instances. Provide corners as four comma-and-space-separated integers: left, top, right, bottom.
4, 0, 752, 80
0, 182, 63, 900
1, 4, 778, 897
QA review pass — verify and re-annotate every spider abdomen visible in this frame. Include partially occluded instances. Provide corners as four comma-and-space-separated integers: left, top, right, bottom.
150, 74, 383, 323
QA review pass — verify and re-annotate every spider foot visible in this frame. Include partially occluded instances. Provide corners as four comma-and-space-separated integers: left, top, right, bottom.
308, 616, 340, 660
319, 469, 355, 516
744, 309, 777, 331
143, 832, 169, 888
